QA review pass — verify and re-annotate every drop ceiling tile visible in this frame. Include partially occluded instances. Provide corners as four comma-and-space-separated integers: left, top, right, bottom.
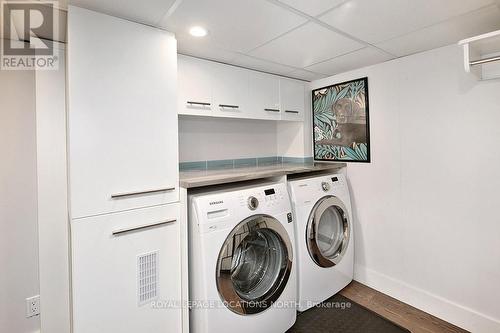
319, 0, 496, 44
306, 47, 394, 75
287, 69, 327, 81
376, 5, 500, 57
229, 55, 297, 76
176, 36, 240, 63
161, 0, 307, 53
69, 0, 176, 26
249, 22, 363, 68
277, 0, 346, 17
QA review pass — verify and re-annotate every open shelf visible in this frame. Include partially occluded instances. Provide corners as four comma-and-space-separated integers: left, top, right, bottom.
459, 30, 500, 80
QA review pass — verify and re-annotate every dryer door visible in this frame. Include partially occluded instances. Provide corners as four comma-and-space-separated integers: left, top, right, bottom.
216, 214, 293, 315
307, 196, 351, 268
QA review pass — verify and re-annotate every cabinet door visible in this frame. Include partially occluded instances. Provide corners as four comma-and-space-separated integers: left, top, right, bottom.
280, 78, 305, 121
71, 204, 182, 333
212, 62, 249, 118
68, 7, 178, 219
178, 55, 214, 116
248, 72, 281, 120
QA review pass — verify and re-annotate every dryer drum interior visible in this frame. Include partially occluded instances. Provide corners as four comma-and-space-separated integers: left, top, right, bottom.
307, 196, 351, 268
216, 215, 293, 315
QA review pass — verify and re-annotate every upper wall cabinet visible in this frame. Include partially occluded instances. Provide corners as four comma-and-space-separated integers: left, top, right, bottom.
280, 78, 306, 121
68, 7, 179, 219
178, 55, 305, 121
212, 62, 249, 118
178, 55, 214, 116
248, 72, 281, 120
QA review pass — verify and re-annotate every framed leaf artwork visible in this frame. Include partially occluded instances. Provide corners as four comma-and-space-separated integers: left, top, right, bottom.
312, 77, 370, 163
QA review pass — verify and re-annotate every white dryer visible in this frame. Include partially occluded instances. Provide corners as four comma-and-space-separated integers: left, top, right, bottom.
189, 182, 296, 333
287, 173, 354, 312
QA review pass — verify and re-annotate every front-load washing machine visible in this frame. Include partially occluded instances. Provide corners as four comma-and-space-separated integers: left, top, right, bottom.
189, 181, 296, 333
287, 173, 354, 312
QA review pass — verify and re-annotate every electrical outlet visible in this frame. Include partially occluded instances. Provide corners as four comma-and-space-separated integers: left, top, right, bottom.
25, 295, 40, 318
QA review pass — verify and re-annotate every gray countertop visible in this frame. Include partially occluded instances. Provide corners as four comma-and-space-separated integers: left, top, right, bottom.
180, 162, 347, 188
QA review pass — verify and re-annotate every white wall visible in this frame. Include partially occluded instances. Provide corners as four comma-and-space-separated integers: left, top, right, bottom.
0, 59, 41, 332
178, 116, 278, 162
36, 44, 71, 333
311, 44, 500, 332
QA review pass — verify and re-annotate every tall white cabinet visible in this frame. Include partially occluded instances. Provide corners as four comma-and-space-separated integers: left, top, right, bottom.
71, 205, 181, 333
68, 6, 182, 333
68, 6, 178, 219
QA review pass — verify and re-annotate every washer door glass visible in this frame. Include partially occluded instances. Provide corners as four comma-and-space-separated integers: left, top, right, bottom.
216, 215, 293, 315
307, 196, 350, 268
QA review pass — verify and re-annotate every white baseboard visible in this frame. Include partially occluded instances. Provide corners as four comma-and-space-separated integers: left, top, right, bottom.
354, 264, 500, 333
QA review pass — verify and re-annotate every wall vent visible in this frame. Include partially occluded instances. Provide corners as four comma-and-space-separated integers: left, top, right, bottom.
137, 251, 159, 306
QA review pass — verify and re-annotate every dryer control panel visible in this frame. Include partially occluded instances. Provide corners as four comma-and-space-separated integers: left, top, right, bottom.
288, 173, 349, 206
329, 175, 347, 189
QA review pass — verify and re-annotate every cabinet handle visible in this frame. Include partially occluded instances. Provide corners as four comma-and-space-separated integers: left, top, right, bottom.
112, 219, 177, 236
219, 104, 240, 109
111, 187, 176, 199
285, 110, 300, 114
264, 108, 280, 112
187, 101, 211, 106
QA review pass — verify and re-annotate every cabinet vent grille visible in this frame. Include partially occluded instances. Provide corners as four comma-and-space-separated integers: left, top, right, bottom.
137, 251, 159, 306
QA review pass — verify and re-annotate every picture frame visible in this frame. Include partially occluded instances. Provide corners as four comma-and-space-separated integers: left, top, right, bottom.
312, 77, 370, 163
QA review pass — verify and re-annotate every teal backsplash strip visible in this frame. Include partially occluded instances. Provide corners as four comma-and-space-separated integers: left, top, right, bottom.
207, 159, 234, 170
179, 161, 207, 171
180, 156, 312, 171
282, 156, 314, 164
234, 158, 258, 168
256, 156, 281, 166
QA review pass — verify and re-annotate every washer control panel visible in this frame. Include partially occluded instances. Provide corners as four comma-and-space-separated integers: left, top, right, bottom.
247, 196, 259, 210
194, 182, 292, 234
263, 186, 285, 208
321, 182, 331, 192
235, 183, 288, 212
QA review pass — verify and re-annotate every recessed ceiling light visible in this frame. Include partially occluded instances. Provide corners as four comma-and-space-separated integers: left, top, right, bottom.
189, 26, 208, 37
